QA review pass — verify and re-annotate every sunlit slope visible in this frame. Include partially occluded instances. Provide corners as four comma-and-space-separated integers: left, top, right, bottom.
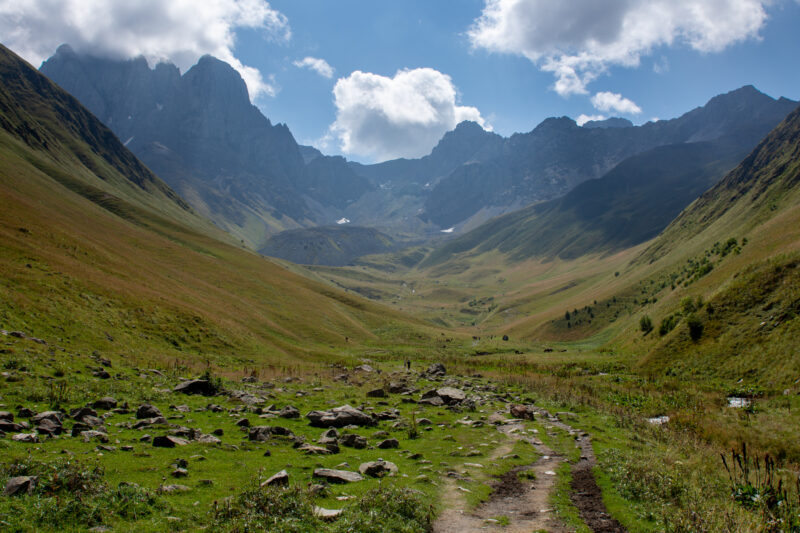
0, 44, 430, 366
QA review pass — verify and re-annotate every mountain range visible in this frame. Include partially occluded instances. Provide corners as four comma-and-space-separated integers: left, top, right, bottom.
39, 47, 796, 259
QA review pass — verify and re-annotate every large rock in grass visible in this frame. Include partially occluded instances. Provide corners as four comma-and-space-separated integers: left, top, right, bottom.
173, 379, 217, 396
359, 460, 398, 478
510, 404, 535, 420
340, 433, 367, 449
278, 405, 300, 419
424, 363, 446, 377
4, 476, 36, 496
0, 421, 24, 433
261, 470, 289, 487
153, 435, 189, 448
0, 411, 13, 422
31, 411, 63, 425
313, 468, 363, 484
306, 405, 374, 428
92, 397, 117, 410
136, 404, 163, 419
248, 425, 295, 442
436, 387, 466, 405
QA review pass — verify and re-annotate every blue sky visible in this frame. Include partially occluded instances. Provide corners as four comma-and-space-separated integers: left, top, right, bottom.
2, 0, 799, 163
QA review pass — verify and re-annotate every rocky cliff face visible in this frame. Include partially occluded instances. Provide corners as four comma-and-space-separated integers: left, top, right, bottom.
40, 46, 370, 247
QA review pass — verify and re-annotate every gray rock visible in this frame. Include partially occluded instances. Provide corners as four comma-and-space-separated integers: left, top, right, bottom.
425, 363, 446, 377
4, 476, 36, 496
278, 405, 300, 419
132, 416, 168, 429
0, 411, 13, 422
297, 443, 331, 455
0, 421, 24, 433
153, 435, 189, 448
436, 387, 466, 404
171, 468, 188, 478
235, 418, 250, 427
173, 379, 216, 396
314, 506, 343, 520
306, 405, 375, 428
359, 460, 398, 478
159, 484, 190, 493
136, 404, 162, 419
313, 468, 363, 484
81, 430, 109, 443
11, 433, 39, 443
92, 397, 117, 410
36, 418, 63, 436
195, 434, 221, 445
31, 411, 63, 425
366, 388, 386, 398
377, 438, 400, 449
261, 470, 289, 487
17, 408, 35, 418
340, 433, 367, 449
417, 396, 444, 407
70, 407, 98, 421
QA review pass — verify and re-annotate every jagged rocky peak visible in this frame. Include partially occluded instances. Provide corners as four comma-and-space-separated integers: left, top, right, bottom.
582, 117, 634, 129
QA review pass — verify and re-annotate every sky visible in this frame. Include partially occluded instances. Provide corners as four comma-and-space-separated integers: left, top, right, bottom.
1, 0, 799, 163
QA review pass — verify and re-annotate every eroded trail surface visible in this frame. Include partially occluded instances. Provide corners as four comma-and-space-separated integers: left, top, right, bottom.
434, 415, 569, 533
434, 408, 627, 533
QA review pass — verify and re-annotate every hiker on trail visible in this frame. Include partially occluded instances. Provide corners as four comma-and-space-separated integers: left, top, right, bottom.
405, 359, 411, 371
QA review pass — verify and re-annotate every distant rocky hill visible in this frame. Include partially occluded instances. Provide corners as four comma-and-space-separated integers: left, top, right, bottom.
259, 226, 396, 266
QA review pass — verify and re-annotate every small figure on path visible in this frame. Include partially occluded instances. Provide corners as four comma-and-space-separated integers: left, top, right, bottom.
405, 359, 411, 372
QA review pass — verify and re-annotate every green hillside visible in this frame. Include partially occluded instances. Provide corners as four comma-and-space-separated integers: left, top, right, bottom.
0, 44, 431, 370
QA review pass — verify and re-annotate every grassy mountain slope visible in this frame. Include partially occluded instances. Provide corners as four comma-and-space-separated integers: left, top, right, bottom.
0, 44, 430, 368
421, 137, 751, 266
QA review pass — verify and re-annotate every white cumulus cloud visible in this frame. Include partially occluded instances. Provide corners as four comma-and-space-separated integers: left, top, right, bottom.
293, 56, 334, 78
591, 91, 642, 115
330, 68, 488, 162
0, 0, 290, 98
468, 0, 768, 96
576, 114, 606, 126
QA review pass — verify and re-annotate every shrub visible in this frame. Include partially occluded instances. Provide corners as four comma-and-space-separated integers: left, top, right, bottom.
686, 315, 703, 341
659, 315, 680, 336
334, 487, 435, 533
211, 484, 320, 532
640, 315, 654, 334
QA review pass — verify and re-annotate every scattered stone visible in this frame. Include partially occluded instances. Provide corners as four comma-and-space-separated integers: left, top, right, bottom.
173, 379, 217, 396
92, 397, 117, 410
12, 433, 39, 443
436, 387, 466, 405
359, 460, 398, 478
306, 405, 375, 428
278, 405, 300, 419
17, 408, 35, 418
298, 444, 331, 455
425, 363, 446, 377
159, 484, 190, 493
261, 470, 289, 487
235, 418, 250, 428
81, 430, 109, 443
339, 434, 367, 449
313, 468, 363, 484
136, 404, 163, 419
195, 434, 221, 445
0, 411, 13, 422
417, 418, 432, 426
31, 411, 63, 425
377, 438, 399, 449
366, 388, 386, 398
0, 421, 24, 433
510, 404, 534, 420
314, 507, 343, 520
171, 468, 188, 478
132, 417, 168, 429
417, 396, 444, 407
353, 364, 374, 373
92, 370, 111, 379
4, 476, 36, 496
212, 429, 224, 436
153, 435, 189, 448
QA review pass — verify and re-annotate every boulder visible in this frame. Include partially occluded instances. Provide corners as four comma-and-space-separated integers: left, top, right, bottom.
12, 433, 39, 443
153, 435, 189, 448
436, 387, 466, 405
340, 434, 367, 449
359, 460, 398, 478
136, 404, 163, 419
278, 405, 300, 419
377, 438, 400, 449
31, 411, 63, 425
173, 379, 216, 396
92, 397, 117, 410
417, 396, 444, 407
35, 418, 63, 436
81, 430, 109, 443
306, 405, 375, 428
313, 468, 363, 484
353, 364, 374, 373
297, 444, 331, 455
510, 404, 534, 420
132, 416, 168, 429
314, 507, 343, 520
0, 411, 13, 422
195, 434, 221, 445
425, 363, 446, 377
366, 388, 386, 398
0, 421, 24, 433
17, 408, 36, 418
70, 407, 98, 421
261, 470, 289, 487
235, 418, 251, 428
4, 476, 36, 496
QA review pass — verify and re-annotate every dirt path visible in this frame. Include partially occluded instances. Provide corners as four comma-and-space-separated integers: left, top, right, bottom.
433, 410, 626, 533
433, 417, 569, 533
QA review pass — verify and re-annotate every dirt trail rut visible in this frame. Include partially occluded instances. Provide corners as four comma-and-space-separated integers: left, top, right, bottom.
433, 417, 569, 533
433, 409, 626, 533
